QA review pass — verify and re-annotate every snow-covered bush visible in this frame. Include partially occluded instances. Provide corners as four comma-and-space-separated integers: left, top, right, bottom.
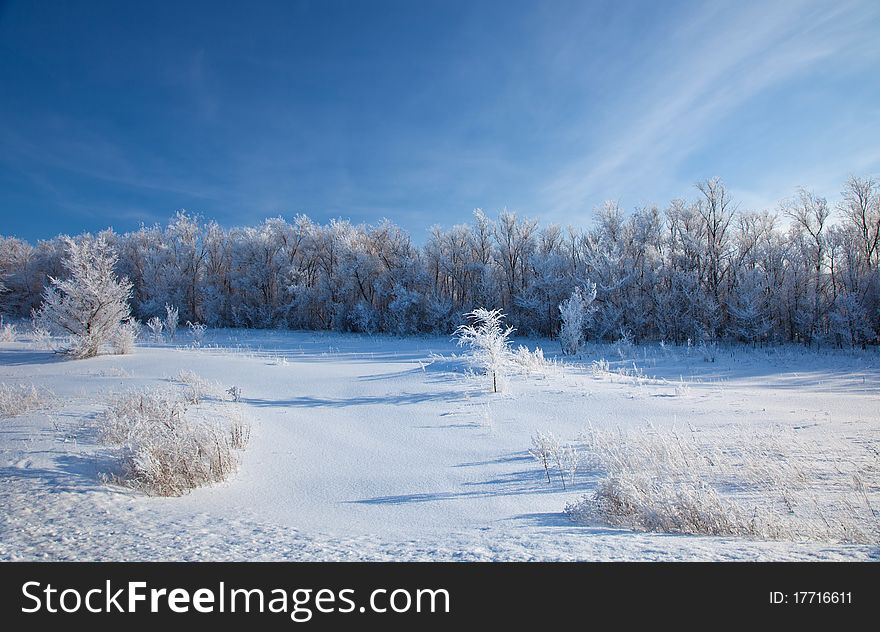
30, 316, 53, 350
454, 308, 514, 393
0, 383, 52, 418
529, 430, 578, 489
614, 328, 634, 358
570, 475, 752, 537
529, 431, 555, 484
566, 424, 879, 543
164, 303, 179, 340
350, 301, 378, 334
829, 292, 875, 347
98, 386, 249, 496
146, 316, 164, 342
558, 283, 596, 355
98, 388, 184, 445
173, 369, 222, 404
227, 409, 251, 450
0, 319, 16, 342
111, 318, 140, 355
187, 321, 207, 347
554, 441, 579, 490
509, 345, 554, 376
673, 377, 691, 397
33, 236, 134, 359
590, 358, 610, 376
698, 340, 718, 362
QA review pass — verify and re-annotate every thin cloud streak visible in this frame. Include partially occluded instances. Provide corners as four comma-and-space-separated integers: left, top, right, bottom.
541, 0, 880, 219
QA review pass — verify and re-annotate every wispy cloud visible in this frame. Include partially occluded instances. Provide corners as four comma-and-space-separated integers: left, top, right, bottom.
0, 125, 225, 204
541, 0, 880, 218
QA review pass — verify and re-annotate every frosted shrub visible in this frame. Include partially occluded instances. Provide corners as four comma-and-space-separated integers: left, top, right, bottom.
698, 340, 718, 363
529, 431, 579, 489
116, 418, 237, 497
146, 316, 164, 342
566, 424, 879, 543
174, 370, 222, 404
98, 386, 250, 496
164, 303, 179, 340
510, 345, 553, 376
673, 377, 691, 397
529, 431, 555, 484
615, 329, 634, 358
477, 402, 495, 432
187, 321, 207, 347
227, 409, 251, 449
33, 236, 134, 359
590, 358, 610, 376
554, 441, 579, 490
0, 320, 16, 342
454, 308, 514, 393
98, 388, 184, 445
571, 476, 753, 537
351, 301, 378, 334
226, 385, 242, 403
111, 318, 140, 355
0, 383, 52, 418
565, 425, 771, 537
558, 283, 596, 355
30, 319, 53, 350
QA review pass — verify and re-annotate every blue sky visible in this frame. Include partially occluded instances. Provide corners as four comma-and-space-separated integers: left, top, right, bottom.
1, 0, 879, 242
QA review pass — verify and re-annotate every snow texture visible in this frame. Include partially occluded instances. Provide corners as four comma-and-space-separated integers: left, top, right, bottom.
1, 329, 878, 561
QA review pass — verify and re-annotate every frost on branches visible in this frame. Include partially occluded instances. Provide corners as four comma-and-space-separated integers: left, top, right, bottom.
2, 176, 879, 346
454, 308, 514, 393
558, 282, 597, 355
34, 235, 135, 359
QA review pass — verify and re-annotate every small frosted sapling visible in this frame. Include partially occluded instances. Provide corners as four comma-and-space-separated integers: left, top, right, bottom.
187, 321, 207, 347
553, 442, 579, 490
529, 430, 579, 489
454, 308, 514, 394
226, 386, 242, 403
530, 431, 554, 484
146, 316, 164, 342
164, 303, 179, 340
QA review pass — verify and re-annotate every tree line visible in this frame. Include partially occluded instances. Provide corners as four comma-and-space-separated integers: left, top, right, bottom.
1, 176, 878, 346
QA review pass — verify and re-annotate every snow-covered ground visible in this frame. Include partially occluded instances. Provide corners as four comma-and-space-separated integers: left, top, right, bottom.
1, 329, 878, 561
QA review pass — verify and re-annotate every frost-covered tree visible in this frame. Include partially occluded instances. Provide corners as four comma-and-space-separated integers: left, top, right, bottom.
728, 270, 771, 344
34, 235, 134, 358
828, 290, 874, 348
0, 235, 66, 317
840, 176, 880, 269
3, 175, 879, 346
164, 303, 179, 340
454, 308, 514, 393
785, 189, 831, 345
695, 178, 736, 328
558, 282, 597, 355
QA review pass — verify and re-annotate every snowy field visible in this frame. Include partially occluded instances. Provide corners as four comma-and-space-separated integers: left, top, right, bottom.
1, 329, 879, 561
